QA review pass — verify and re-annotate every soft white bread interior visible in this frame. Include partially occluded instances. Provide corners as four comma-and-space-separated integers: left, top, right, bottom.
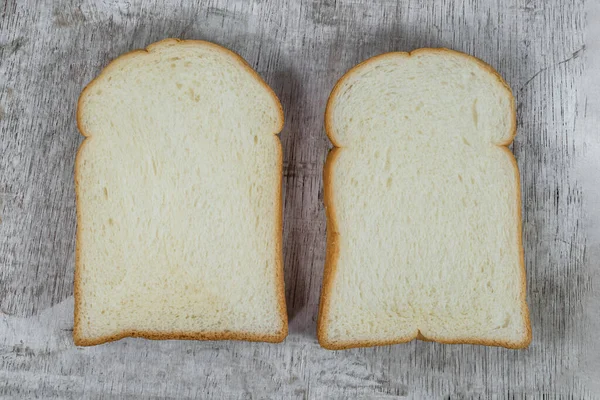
75, 39, 287, 345
318, 49, 531, 349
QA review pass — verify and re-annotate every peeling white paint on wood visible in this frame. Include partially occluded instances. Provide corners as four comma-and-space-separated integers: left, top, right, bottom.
0, 0, 598, 398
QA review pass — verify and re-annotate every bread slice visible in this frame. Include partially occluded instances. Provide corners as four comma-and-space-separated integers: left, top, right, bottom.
74, 39, 287, 345
318, 49, 531, 350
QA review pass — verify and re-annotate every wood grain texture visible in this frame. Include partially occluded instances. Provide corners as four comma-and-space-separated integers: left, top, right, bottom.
0, 0, 597, 398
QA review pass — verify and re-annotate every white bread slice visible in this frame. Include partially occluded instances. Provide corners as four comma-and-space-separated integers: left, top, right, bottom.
74, 39, 287, 345
318, 49, 531, 349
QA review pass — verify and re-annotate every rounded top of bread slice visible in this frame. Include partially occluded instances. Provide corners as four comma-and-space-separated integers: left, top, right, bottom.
325, 49, 515, 148
78, 39, 283, 141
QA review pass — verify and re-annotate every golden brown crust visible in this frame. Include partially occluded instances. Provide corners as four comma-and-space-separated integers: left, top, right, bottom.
316, 147, 341, 347
318, 48, 531, 350
74, 329, 286, 347
74, 38, 287, 346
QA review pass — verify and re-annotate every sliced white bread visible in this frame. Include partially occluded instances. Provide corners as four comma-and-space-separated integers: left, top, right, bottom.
74, 39, 287, 345
318, 49, 531, 349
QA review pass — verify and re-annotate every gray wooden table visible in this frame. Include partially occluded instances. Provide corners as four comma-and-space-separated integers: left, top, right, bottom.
1, 0, 599, 398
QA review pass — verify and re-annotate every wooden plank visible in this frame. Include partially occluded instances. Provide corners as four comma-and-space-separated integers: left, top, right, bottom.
0, 0, 597, 397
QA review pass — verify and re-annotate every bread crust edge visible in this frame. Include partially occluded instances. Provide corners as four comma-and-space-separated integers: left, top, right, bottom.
317, 48, 532, 350
73, 38, 287, 347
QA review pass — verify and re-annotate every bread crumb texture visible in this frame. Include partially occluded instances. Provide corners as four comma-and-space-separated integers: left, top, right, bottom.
319, 49, 531, 349
75, 39, 286, 345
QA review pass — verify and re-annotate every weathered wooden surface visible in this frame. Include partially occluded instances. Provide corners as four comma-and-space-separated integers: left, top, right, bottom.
0, 0, 598, 398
